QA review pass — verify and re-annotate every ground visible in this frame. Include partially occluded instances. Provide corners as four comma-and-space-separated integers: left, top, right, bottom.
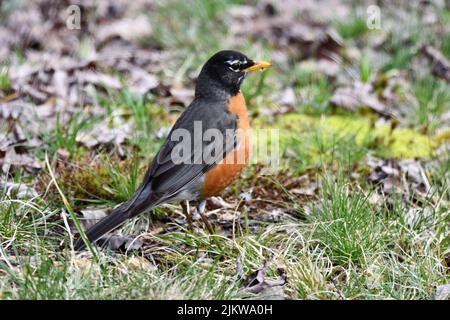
0, 0, 449, 299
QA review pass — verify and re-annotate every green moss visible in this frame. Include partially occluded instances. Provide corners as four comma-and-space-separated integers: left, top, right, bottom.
375, 126, 437, 159
254, 113, 441, 171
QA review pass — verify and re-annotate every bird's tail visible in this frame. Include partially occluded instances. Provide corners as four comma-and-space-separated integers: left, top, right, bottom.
73, 181, 159, 250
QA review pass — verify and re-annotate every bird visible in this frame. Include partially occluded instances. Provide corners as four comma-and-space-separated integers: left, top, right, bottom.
74, 50, 271, 250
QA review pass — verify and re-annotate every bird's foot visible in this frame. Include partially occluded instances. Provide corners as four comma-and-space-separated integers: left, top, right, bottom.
180, 200, 194, 231
197, 200, 214, 234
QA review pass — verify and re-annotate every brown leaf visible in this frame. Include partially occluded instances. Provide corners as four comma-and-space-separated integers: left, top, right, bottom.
330, 83, 391, 116
435, 284, 450, 300
242, 261, 287, 297
79, 71, 122, 90
422, 45, 450, 82
169, 87, 195, 107
367, 158, 431, 198
79, 208, 108, 230
127, 68, 159, 96
96, 16, 153, 44
76, 122, 133, 150
0, 180, 38, 199
206, 196, 235, 209
1, 148, 42, 173
106, 235, 144, 251
290, 182, 317, 196
279, 87, 296, 107
229, 2, 345, 61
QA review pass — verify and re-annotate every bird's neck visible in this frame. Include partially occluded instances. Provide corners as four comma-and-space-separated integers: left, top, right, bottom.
195, 73, 240, 100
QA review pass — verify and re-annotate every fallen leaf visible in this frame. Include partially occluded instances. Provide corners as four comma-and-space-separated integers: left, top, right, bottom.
206, 196, 235, 209
242, 261, 287, 297
125, 256, 154, 271
290, 182, 317, 196
96, 15, 153, 44
279, 87, 296, 107
79, 71, 122, 90
0, 180, 38, 199
422, 45, 450, 82
1, 148, 42, 173
330, 83, 390, 116
79, 208, 108, 230
127, 68, 159, 95
405, 207, 433, 229
229, 2, 346, 61
76, 122, 133, 150
169, 87, 195, 107
239, 190, 253, 202
105, 235, 144, 251
72, 257, 99, 277
435, 284, 450, 300
367, 157, 432, 200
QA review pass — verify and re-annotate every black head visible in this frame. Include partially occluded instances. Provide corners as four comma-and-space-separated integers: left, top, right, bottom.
196, 50, 271, 97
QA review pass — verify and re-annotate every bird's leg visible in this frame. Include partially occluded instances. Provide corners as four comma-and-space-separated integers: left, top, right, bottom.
197, 200, 214, 234
180, 200, 193, 230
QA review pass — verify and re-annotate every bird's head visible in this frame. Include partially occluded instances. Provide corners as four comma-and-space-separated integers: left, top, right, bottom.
196, 50, 271, 97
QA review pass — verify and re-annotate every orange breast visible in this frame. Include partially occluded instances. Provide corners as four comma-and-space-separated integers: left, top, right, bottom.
201, 91, 250, 197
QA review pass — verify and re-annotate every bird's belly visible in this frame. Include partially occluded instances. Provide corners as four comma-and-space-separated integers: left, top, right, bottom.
201, 92, 250, 197
200, 145, 250, 197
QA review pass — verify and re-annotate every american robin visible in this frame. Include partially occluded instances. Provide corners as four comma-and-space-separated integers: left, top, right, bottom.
74, 50, 271, 250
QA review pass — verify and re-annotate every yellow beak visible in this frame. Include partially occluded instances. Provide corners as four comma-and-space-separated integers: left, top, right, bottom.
243, 60, 272, 72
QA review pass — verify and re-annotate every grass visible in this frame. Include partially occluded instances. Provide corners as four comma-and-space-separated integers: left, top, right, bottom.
1, 164, 447, 299
359, 54, 372, 83
1, 0, 449, 300
295, 68, 333, 115
308, 178, 382, 266
0, 67, 10, 92
334, 14, 369, 40
413, 77, 450, 131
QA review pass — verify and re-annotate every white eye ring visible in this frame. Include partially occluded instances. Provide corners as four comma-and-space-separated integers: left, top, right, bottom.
226, 59, 241, 66
226, 59, 246, 72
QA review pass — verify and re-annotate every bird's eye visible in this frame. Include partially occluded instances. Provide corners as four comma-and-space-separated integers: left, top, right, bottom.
226, 59, 243, 72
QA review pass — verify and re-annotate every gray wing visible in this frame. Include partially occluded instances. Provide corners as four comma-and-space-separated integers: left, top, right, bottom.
136, 98, 238, 202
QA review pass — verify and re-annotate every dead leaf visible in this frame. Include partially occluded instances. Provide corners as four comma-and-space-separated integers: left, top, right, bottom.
422, 45, 450, 82
290, 182, 317, 196
0, 180, 38, 199
279, 87, 296, 107
230, 2, 345, 61
218, 212, 237, 222
435, 284, 450, 300
56, 148, 70, 161
96, 15, 153, 44
76, 122, 133, 150
105, 235, 144, 251
206, 196, 235, 209
125, 256, 154, 271
79, 208, 108, 230
405, 207, 433, 229
72, 257, 99, 277
330, 83, 390, 116
242, 261, 287, 297
1, 148, 42, 173
79, 71, 122, 90
367, 158, 432, 200
127, 68, 159, 95
169, 87, 195, 106
239, 190, 253, 202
